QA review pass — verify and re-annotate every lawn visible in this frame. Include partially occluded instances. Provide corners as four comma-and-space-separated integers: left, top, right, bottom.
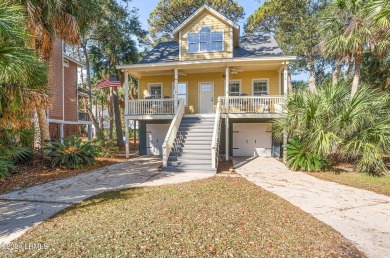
1, 177, 363, 257
307, 171, 390, 197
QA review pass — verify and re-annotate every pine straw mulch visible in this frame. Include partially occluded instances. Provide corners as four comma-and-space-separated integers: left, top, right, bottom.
0, 177, 365, 257
0, 155, 129, 195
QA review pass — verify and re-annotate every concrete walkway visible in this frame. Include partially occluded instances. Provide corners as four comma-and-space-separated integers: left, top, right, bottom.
234, 157, 390, 258
0, 156, 214, 244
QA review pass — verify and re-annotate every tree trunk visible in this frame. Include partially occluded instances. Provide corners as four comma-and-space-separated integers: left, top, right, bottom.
82, 97, 103, 139
109, 88, 114, 139
307, 61, 316, 92
346, 57, 354, 76
81, 39, 94, 140
113, 87, 123, 147
36, 108, 50, 144
287, 73, 293, 92
351, 52, 362, 97
332, 58, 343, 86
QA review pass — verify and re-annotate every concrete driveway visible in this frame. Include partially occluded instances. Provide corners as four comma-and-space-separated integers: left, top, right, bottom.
0, 156, 214, 244
234, 157, 390, 258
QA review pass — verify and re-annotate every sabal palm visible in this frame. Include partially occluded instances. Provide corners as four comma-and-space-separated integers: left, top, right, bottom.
320, 0, 389, 96
274, 81, 390, 175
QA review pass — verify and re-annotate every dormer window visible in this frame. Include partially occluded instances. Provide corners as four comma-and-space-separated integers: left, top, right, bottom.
188, 26, 223, 53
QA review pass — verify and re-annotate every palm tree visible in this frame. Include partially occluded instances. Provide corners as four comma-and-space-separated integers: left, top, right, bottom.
320, 0, 390, 96
274, 81, 390, 175
0, 2, 49, 137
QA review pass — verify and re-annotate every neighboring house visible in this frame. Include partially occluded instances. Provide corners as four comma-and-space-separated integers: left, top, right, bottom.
118, 5, 295, 172
47, 39, 92, 140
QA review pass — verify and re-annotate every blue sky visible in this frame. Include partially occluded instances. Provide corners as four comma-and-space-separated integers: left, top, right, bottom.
126, 0, 307, 81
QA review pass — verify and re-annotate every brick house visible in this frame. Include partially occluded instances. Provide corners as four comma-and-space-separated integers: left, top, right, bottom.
46, 39, 92, 140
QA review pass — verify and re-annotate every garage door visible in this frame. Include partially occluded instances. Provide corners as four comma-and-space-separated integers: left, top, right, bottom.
146, 124, 170, 155
233, 123, 272, 157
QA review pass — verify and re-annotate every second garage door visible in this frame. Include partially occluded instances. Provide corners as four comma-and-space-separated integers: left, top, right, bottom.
232, 123, 272, 157
146, 124, 170, 156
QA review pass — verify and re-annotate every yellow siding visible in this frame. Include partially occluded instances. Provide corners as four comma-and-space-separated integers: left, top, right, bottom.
180, 11, 232, 61
139, 70, 280, 114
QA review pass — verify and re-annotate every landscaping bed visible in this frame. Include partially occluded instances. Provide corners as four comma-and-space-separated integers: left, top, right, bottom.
1, 177, 364, 257
307, 171, 390, 197
0, 155, 129, 195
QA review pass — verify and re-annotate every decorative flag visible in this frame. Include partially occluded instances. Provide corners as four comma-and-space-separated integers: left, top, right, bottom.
97, 77, 121, 89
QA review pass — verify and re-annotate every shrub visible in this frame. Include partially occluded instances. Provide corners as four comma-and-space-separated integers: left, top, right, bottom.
92, 138, 118, 158
1, 146, 33, 164
286, 139, 329, 172
0, 157, 15, 179
45, 137, 96, 169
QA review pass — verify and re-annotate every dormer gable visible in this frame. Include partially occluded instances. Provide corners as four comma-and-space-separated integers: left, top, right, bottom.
172, 5, 240, 61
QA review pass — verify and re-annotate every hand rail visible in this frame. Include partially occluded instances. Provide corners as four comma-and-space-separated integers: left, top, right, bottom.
220, 95, 285, 114
127, 99, 175, 115
162, 100, 185, 167
211, 98, 222, 169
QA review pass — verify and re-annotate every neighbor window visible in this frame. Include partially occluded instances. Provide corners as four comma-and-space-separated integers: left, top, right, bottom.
172, 82, 188, 106
253, 80, 268, 95
187, 26, 223, 53
229, 81, 241, 96
148, 83, 162, 99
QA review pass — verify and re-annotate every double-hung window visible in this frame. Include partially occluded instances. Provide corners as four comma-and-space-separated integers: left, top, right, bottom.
187, 26, 223, 53
148, 83, 162, 99
229, 81, 241, 96
252, 80, 269, 96
172, 82, 188, 106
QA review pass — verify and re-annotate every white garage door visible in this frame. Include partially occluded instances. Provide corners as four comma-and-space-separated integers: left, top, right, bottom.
233, 123, 272, 157
146, 124, 170, 155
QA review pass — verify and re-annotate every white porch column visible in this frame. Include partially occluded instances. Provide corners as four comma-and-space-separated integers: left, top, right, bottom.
225, 66, 229, 112
225, 118, 229, 161
174, 68, 179, 112
283, 64, 288, 96
60, 123, 64, 143
124, 71, 130, 158
278, 67, 282, 95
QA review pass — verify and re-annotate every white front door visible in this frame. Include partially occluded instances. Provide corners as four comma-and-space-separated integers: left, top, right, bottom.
146, 124, 170, 155
199, 83, 214, 113
233, 123, 272, 157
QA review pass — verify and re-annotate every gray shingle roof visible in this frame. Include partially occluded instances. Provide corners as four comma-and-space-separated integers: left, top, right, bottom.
139, 35, 284, 64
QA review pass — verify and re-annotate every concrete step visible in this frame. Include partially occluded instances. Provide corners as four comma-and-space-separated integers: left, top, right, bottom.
163, 165, 215, 173
173, 146, 210, 151
173, 142, 210, 147
178, 128, 214, 133
168, 155, 211, 161
170, 150, 212, 156
168, 160, 212, 166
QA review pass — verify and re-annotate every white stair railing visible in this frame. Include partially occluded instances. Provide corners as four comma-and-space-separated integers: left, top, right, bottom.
211, 97, 222, 169
162, 100, 185, 167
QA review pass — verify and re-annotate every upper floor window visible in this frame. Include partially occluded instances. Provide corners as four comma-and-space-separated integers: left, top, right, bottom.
188, 26, 223, 53
229, 81, 241, 96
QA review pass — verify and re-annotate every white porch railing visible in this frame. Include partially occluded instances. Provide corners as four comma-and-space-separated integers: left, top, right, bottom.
220, 96, 284, 113
162, 100, 185, 167
211, 97, 222, 169
127, 99, 175, 115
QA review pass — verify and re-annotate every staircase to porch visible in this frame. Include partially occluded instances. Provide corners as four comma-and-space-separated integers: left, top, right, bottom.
163, 115, 216, 173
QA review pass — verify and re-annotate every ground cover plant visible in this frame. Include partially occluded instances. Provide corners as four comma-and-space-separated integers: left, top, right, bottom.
0, 177, 363, 257
274, 81, 390, 175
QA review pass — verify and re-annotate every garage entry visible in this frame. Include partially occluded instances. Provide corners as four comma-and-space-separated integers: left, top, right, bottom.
232, 123, 272, 157
146, 124, 170, 155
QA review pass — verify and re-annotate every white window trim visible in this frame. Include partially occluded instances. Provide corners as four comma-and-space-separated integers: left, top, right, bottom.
252, 78, 270, 95
147, 83, 163, 99
172, 82, 188, 107
228, 79, 242, 96
187, 28, 225, 54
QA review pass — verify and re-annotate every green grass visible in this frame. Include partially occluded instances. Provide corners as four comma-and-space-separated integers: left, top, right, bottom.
307, 171, 390, 196
1, 177, 363, 257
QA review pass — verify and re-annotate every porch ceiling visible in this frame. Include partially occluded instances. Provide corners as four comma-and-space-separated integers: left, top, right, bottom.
118, 56, 295, 78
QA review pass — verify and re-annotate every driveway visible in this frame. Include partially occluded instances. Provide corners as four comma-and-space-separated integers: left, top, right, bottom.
0, 156, 214, 244
234, 157, 390, 258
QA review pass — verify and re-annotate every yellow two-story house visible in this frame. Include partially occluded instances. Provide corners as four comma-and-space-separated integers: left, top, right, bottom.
118, 5, 295, 172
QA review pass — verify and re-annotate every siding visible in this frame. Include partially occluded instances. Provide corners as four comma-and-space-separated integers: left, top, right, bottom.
139, 70, 280, 114
63, 60, 78, 122
48, 39, 63, 120
180, 11, 232, 60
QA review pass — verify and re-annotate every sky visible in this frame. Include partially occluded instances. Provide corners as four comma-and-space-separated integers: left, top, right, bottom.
126, 0, 307, 81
